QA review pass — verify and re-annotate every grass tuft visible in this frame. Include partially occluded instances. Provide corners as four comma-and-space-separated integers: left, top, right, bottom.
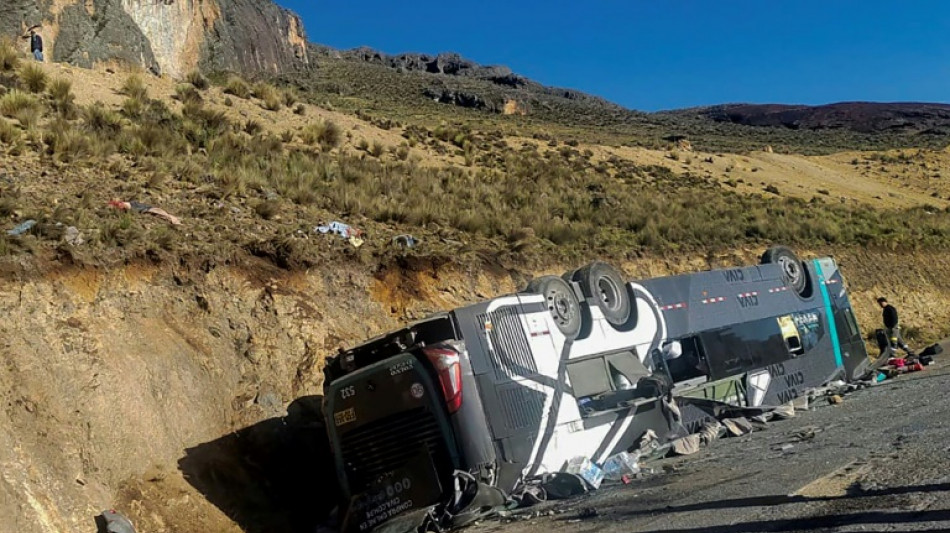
300, 120, 341, 149
224, 76, 251, 99
186, 70, 209, 90
0, 90, 40, 122
120, 74, 148, 100
18, 63, 48, 93
0, 38, 19, 72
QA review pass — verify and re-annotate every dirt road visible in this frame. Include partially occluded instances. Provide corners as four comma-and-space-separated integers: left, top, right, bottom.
473, 357, 950, 533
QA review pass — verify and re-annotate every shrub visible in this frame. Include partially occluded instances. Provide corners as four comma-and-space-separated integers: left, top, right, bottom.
173, 84, 203, 105
82, 103, 123, 135
294, 103, 306, 115
254, 199, 280, 220
224, 76, 251, 99
120, 74, 148, 100
18, 63, 47, 93
0, 90, 40, 120
44, 121, 92, 161
282, 89, 297, 107
280, 130, 294, 143
253, 83, 282, 111
186, 70, 209, 90
300, 120, 341, 149
0, 38, 18, 72
121, 96, 145, 119
244, 119, 263, 136
0, 118, 20, 144
369, 141, 385, 157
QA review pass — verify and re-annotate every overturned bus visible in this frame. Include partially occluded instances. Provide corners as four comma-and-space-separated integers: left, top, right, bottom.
322, 246, 870, 532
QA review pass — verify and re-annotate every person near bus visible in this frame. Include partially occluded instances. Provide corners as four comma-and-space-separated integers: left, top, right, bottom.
877, 297, 915, 356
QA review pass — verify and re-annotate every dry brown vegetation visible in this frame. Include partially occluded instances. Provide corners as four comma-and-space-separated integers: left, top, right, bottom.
0, 40, 949, 272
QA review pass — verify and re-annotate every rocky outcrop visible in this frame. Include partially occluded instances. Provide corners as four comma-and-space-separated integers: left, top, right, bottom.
0, 0, 309, 78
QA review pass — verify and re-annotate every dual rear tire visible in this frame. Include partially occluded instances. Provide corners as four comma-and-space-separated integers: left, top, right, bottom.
528, 261, 633, 339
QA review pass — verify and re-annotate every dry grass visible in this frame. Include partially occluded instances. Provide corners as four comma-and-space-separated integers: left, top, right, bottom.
48, 78, 76, 118
0, 38, 18, 72
186, 70, 209, 90
82, 103, 123, 135
224, 76, 251, 99
18, 63, 47, 93
0, 118, 20, 144
173, 84, 203, 105
300, 120, 341, 149
120, 74, 148, 100
0, 90, 40, 122
253, 82, 282, 111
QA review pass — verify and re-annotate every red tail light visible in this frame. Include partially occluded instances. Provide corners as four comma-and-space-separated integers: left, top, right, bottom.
423, 342, 463, 414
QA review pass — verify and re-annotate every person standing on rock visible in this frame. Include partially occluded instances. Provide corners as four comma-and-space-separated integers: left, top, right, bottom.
29, 29, 43, 62
877, 297, 915, 356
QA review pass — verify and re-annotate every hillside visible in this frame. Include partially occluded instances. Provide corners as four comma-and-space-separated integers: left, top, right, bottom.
2, 26, 950, 533
299, 47, 950, 155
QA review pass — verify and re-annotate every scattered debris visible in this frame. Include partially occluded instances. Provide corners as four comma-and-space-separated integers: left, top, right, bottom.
541, 472, 589, 500
671, 433, 701, 456
828, 395, 844, 405
699, 420, 727, 445
602, 451, 640, 480
95, 510, 136, 533
315, 220, 364, 247
108, 199, 182, 225
392, 234, 417, 248
564, 456, 604, 489
722, 417, 754, 436
6, 219, 36, 236
574, 507, 598, 520
64, 226, 83, 246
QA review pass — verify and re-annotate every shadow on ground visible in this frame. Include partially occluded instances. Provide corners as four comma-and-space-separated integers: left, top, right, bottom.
179, 395, 340, 533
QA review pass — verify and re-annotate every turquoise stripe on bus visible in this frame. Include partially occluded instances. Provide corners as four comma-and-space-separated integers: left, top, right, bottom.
814, 259, 843, 368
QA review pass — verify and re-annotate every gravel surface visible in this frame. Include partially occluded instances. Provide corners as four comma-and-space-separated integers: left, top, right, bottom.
472, 355, 950, 533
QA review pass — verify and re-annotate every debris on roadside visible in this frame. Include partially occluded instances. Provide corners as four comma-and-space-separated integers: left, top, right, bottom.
315, 220, 364, 247
65, 225, 83, 246
564, 456, 604, 489
671, 433, 701, 455
828, 394, 844, 405
108, 199, 182, 225
392, 234, 417, 248
6, 219, 36, 236
95, 510, 136, 533
602, 451, 641, 480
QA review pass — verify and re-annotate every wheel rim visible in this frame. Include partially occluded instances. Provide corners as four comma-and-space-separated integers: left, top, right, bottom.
778, 256, 802, 285
597, 277, 622, 312
547, 289, 574, 326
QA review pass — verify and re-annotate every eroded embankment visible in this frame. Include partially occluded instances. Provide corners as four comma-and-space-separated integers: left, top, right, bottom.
0, 248, 946, 533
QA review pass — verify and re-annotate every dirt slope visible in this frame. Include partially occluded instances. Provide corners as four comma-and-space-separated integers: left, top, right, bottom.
4, 62, 950, 532
0, 246, 948, 532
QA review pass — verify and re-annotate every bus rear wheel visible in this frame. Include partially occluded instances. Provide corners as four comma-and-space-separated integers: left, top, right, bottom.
760, 246, 811, 297
527, 275, 582, 339
571, 262, 632, 326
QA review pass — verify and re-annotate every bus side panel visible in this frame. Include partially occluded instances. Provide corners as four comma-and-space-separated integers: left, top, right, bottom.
453, 299, 550, 491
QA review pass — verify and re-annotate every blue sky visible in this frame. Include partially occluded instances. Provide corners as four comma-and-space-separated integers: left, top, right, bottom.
276, 1, 950, 111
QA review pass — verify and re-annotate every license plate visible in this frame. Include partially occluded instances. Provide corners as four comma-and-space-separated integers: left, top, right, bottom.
334, 407, 357, 427
344, 452, 443, 532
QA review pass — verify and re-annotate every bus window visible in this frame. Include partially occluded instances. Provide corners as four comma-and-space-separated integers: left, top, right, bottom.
843, 308, 860, 339
663, 337, 708, 383
568, 350, 650, 416
567, 358, 612, 399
